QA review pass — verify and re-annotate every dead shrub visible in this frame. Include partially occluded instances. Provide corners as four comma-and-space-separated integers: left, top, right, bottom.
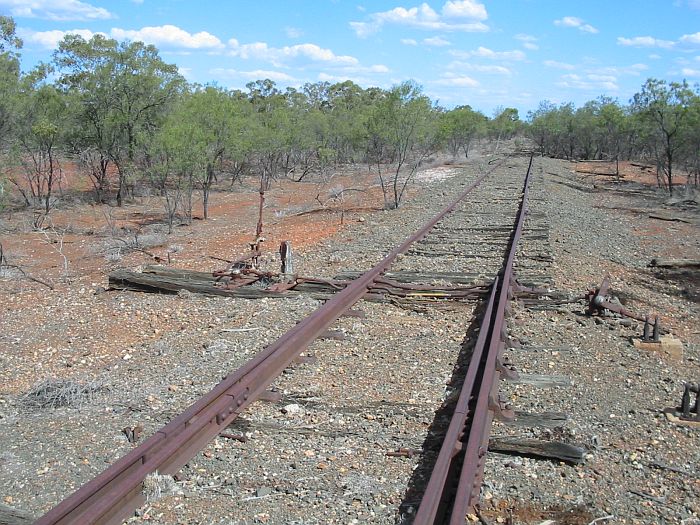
25, 378, 106, 409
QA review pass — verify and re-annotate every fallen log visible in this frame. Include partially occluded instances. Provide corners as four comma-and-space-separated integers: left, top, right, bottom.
649, 258, 700, 269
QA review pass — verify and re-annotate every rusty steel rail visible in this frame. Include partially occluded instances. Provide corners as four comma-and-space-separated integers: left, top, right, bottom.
413, 155, 533, 524
35, 159, 514, 525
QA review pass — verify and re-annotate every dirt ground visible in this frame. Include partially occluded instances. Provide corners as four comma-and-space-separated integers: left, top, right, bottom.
0, 166, 391, 394
0, 155, 698, 524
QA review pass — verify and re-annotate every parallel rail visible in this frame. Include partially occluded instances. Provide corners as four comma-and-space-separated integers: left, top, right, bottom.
36, 158, 517, 525
414, 155, 533, 524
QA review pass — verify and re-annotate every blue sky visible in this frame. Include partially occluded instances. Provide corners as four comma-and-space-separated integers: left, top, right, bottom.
3, 0, 700, 116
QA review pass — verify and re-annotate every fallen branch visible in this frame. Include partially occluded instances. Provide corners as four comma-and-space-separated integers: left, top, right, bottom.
649, 258, 700, 269
648, 213, 692, 224
0, 242, 55, 290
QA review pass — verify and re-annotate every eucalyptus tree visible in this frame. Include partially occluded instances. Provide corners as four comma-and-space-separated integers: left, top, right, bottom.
439, 105, 486, 158
54, 34, 184, 205
326, 80, 368, 163
246, 79, 282, 183
490, 107, 521, 151
9, 65, 68, 215
161, 86, 253, 219
368, 81, 440, 209
527, 101, 557, 156
678, 92, 700, 186
631, 78, 695, 195
0, 15, 22, 208
0, 16, 21, 151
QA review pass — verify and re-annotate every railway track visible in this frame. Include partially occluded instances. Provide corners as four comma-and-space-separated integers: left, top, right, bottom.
35, 153, 541, 525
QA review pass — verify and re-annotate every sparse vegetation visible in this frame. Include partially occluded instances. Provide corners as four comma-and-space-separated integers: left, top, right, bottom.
142, 472, 182, 502
0, 12, 696, 232
25, 378, 106, 408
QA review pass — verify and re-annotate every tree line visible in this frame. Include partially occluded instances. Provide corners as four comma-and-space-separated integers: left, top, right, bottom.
1, 14, 697, 228
0, 16, 502, 223
528, 80, 700, 195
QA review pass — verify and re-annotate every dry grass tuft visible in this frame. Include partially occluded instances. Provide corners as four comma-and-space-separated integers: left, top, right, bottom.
25, 378, 106, 409
142, 472, 182, 502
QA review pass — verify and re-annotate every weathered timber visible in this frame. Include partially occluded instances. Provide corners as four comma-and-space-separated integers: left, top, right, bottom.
510, 411, 569, 428
108, 266, 486, 302
336, 270, 553, 290
0, 505, 34, 525
488, 437, 585, 464
649, 258, 700, 269
335, 270, 487, 285
407, 249, 501, 258
109, 268, 289, 299
433, 225, 549, 233
511, 374, 571, 388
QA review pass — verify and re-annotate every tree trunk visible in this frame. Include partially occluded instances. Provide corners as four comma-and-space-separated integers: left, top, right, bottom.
44, 147, 54, 215
666, 145, 673, 196
203, 164, 214, 220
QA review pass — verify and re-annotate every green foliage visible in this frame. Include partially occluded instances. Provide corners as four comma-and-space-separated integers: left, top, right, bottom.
2, 13, 697, 220
9, 65, 69, 213
527, 78, 699, 195
439, 105, 487, 158
367, 81, 440, 208
631, 79, 695, 194
54, 33, 184, 205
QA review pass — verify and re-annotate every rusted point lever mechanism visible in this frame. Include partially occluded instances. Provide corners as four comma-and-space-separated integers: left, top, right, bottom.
585, 274, 662, 337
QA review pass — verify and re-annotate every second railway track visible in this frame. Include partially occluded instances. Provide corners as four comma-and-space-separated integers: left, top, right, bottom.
29, 152, 552, 524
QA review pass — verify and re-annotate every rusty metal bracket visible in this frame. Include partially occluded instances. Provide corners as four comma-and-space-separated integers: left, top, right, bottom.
585, 275, 657, 325
679, 382, 700, 422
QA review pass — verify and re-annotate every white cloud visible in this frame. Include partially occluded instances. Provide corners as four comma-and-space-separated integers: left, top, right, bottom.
350, 1, 488, 37
112, 25, 225, 49
19, 28, 101, 49
681, 67, 700, 76
334, 63, 390, 75
514, 33, 539, 50
554, 16, 598, 34
617, 36, 675, 49
450, 46, 526, 61
210, 68, 297, 83
543, 60, 575, 70
557, 73, 618, 91
401, 38, 418, 45
434, 72, 479, 87
424, 36, 451, 46
680, 32, 700, 44
228, 40, 359, 67
285, 26, 304, 38
441, 0, 487, 19
367, 64, 390, 73
448, 61, 511, 74
0, 0, 113, 20
594, 63, 648, 76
